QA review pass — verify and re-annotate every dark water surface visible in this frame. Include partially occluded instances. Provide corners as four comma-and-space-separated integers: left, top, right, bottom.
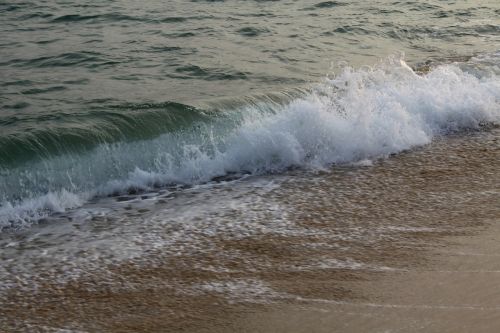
1, 0, 499, 105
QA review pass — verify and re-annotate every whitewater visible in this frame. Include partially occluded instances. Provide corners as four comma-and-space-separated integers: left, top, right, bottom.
1, 55, 499, 230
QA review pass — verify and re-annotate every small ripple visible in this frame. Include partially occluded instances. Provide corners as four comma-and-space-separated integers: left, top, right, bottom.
62, 78, 90, 85
159, 17, 187, 23
1, 80, 34, 87
407, 2, 442, 11
237, 27, 270, 37
236, 12, 275, 18
33, 38, 61, 45
0, 115, 22, 126
18, 12, 53, 20
171, 64, 248, 81
149, 46, 182, 52
2, 102, 30, 110
313, 1, 346, 8
21, 86, 67, 95
50, 13, 141, 23
474, 24, 500, 34
302, 1, 347, 10
454, 10, 473, 17
322, 25, 376, 36
0, 2, 31, 12
162, 32, 196, 38
433, 10, 450, 18
50, 13, 202, 25
2, 51, 120, 69
374, 8, 404, 14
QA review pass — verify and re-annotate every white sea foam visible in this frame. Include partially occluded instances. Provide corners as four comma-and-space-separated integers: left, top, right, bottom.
0, 190, 84, 230
1, 56, 499, 230
124, 57, 499, 180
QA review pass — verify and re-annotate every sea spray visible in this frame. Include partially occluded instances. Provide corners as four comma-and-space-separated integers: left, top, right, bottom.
1, 56, 499, 230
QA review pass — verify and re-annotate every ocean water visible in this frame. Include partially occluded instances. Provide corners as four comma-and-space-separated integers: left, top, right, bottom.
0, 0, 500, 330
1, 0, 499, 230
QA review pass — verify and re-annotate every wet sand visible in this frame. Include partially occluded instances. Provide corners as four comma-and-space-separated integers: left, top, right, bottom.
227, 222, 500, 333
1, 129, 499, 332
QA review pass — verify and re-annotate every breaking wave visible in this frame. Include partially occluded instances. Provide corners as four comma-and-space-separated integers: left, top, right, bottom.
1, 55, 499, 230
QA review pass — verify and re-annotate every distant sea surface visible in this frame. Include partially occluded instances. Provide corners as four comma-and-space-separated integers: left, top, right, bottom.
0, 1, 499, 330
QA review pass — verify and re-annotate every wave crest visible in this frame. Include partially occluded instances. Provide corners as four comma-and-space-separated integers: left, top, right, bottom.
1, 55, 499, 230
